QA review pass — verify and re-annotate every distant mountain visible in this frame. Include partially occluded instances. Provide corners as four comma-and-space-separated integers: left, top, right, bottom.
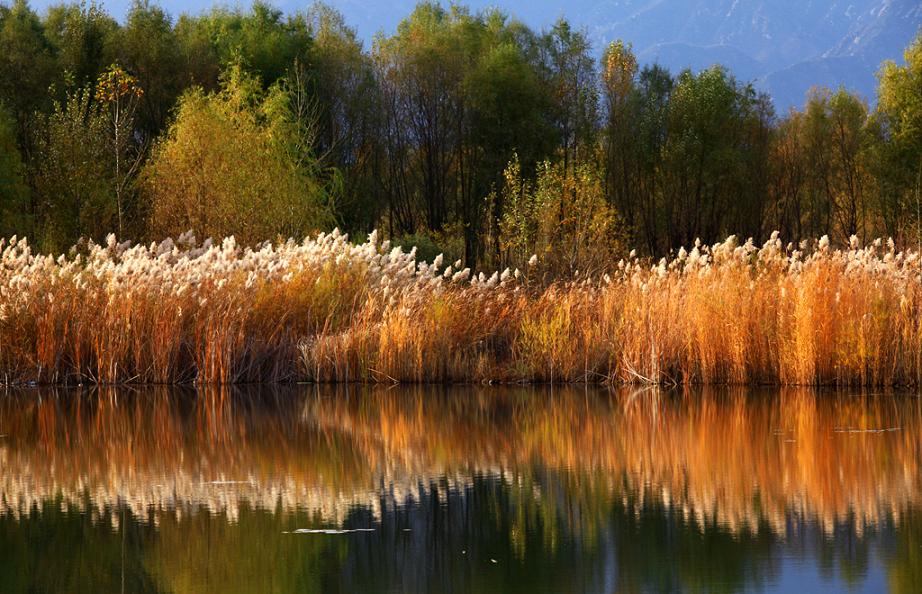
636, 43, 769, 82
759, 0, 922, 111
25, 0, 922, 111
586, 0, 877, 70
581, 0, 920, 109
826, 0, 922, 64
761, 55, 876, 113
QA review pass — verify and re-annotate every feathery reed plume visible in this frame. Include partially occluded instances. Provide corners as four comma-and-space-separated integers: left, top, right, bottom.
1, 230, 920, 385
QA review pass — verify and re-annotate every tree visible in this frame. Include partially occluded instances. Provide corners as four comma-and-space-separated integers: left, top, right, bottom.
43, 1, 118, 91
305, 2, 380, 232
767, 110, 810, 239
372, 4, 560, 265
0, 102, 29, 237
173, 10, 222, 93
32, 86, 114, 251
875, 32, 922, 241
178, 1, 312, 89
632, 65, 673, 254
0, 0, 56, 139
537, 19, 598, 172
373, 2, 467, 235
114, 0, 184, 138
94, 63, 144, 237
467, 32, 554, 262
601, 40, 639, 236
660, 66, 768, 250
826, 88, 872, 240
493, 155, 624, 275
802, 87, 873, 241
143, 63, 333, 244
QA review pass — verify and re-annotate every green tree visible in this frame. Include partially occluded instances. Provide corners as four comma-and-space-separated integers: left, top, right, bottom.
173, 9, 222, 93
0, 103, 29, 237
875, 33, 922, 241
601, 40, 639, 237
660, 66, 769, 250
43, 1, 119, 91
802, 87, 873, 241
468, 32, 554, 262
113, 0, 184, 137
305, 2, 380, 232
373, 2, 467, 236
767, 110, 810, 240
32, 85, 114, 251
373, 3, 559, 265
632, 64, 673, 254
537, 19, 598, 172
177, 1, 312, 89
0, 0, 56, 139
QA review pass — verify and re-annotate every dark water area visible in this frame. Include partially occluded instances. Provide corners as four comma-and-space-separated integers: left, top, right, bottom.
0, 386, 920, 593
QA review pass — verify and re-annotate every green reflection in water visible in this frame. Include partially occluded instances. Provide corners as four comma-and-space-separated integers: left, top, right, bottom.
0, 497, 159, 593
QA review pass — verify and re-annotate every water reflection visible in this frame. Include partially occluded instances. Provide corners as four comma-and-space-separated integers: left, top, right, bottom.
0, 386, 919, 593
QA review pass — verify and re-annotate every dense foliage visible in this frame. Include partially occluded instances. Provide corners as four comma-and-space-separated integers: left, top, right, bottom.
0, 0, 920, 266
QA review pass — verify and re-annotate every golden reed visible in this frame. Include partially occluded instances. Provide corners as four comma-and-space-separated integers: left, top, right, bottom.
1, 230, 920, 385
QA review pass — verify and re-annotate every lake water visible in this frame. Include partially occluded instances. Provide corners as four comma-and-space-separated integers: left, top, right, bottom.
0, 386, 919, 593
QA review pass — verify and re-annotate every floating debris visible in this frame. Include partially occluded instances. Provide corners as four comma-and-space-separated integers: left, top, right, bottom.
200, 480, 252, 485
285, 528, 376, 534
833, 427, 901, 434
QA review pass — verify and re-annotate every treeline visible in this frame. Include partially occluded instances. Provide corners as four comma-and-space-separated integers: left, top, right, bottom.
0, 0, 920, 268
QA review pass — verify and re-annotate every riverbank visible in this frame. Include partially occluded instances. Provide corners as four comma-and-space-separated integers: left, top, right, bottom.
1, 230, 920, 386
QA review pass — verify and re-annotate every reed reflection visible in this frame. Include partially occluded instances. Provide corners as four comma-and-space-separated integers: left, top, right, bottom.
2, 387, 921, 531
0, 386, 920, 593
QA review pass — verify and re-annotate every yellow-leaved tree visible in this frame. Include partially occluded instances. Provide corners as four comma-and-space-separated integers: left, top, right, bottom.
493, 154, 625, 277
143, 62, 335, 244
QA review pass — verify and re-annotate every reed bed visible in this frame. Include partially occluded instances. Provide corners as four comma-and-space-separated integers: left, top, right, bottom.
1, 229, 921, 385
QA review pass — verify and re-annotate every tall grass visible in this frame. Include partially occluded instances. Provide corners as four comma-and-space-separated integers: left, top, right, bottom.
1, 229, 921, 385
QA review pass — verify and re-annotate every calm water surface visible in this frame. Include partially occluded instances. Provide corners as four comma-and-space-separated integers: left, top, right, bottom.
0, 386, 920, 593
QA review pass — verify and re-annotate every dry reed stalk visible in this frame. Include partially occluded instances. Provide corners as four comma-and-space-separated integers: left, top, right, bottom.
1, 231, 921, 386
